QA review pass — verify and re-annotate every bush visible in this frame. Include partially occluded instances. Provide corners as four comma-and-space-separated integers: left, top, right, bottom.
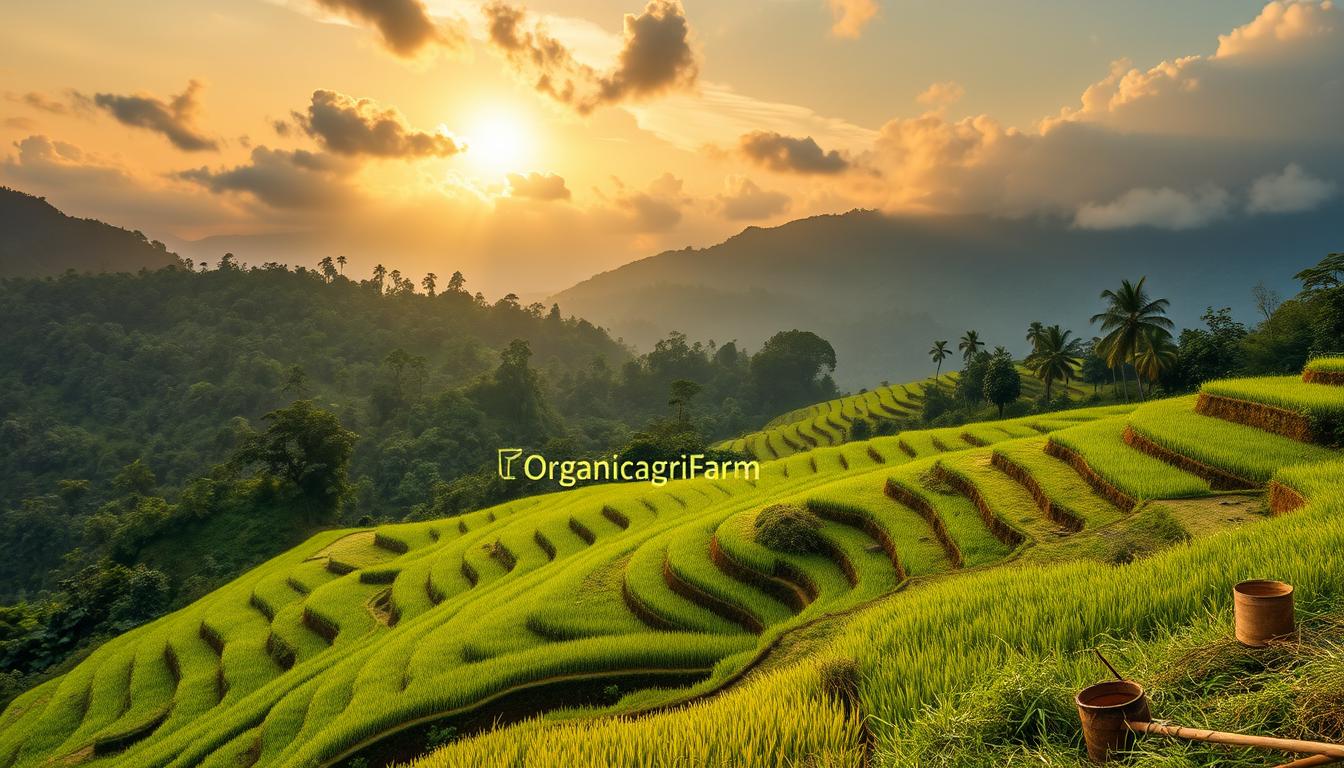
753, 504, 825, 554
849, 418, 872, 441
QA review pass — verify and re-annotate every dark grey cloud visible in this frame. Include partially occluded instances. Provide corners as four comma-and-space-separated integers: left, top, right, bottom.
483, 0, 696, 114
738, 131, 848, 174
177, 147, 354, 208
313, 0, 459, 57
297, 90, 461, 158
507, 171, 571, 201
92, 80, 217, 151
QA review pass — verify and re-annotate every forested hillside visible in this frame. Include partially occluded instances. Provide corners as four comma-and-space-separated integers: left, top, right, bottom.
0, 188, 180, 277
0, 258, 851, 700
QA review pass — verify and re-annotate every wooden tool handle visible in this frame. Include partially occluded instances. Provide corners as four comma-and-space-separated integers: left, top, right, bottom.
1127, 721, 1344, 759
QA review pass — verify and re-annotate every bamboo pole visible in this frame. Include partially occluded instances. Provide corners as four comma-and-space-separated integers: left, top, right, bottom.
1273, 755, 1341, 768
1127, 721, 1344, 759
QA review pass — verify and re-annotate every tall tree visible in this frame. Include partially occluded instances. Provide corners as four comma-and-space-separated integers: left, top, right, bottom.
983, 351, 1022, 418
1025, 321, 1046, 353
1134, 330, 1179, 396
1026, 325, 1081, 401
668, 379, 702, 423
1091, 277, 1173, 402
422, 272, 437, 297
318, 256, 336, 283
372, 263, 387, 293
928, 340, 951, 378
336, 255, 346, 275
958, 330, 983, 363
232, 400, 357, 522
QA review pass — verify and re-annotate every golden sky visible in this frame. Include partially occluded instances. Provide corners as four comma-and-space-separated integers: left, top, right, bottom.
1, 0, 1340, 296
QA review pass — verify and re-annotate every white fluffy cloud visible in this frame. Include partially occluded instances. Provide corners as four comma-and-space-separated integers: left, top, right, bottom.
1074, 186, 1232, 230
1246, 163, 1336, 213
852, 1, 1344, 225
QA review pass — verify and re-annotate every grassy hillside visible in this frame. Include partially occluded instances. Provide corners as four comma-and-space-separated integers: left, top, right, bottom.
4, 362, 1341, 767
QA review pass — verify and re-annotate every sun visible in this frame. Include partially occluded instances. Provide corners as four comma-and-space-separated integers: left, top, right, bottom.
461, 107, 536, 175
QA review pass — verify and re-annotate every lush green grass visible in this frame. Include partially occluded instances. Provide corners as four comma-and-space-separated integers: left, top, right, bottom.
418, 459, 1344, 768
1305, 356, 1344, 373
1128, 396, 1336, 482
991, 439, 1125, 528
1202, 375, 1344, 419
4, 389, 1317, 768
1048, 419, 1210, 500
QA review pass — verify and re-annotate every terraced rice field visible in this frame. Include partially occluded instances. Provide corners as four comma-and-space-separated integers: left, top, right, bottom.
721, 370, 1103, 461
3, 366, 1340, 768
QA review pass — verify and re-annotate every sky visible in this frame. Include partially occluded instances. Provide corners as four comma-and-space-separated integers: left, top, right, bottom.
1, 0, 1340, 297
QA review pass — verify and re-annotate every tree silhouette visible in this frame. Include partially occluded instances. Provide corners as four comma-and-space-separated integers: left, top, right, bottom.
958, 330, 983, 363
372, 263, 387, 293
1025, 321, 1045, 353
422, 273, 437, 297
983, 351, 1021, 418
336, 255, 346, 275
928, 340, 951, 378
668, 379, 702, 423
447, 271, 466, 293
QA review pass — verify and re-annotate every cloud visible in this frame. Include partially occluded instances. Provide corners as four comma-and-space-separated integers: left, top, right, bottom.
177, 147, 355, 208
507, 171, 571, 201
850, 1, 1344, 219
739, 131, 849, 174
715, 176, 789, 220
1074, 186, 1232, 230
827, 0, 878, 39
483, 0, 697, 114
4, 117, 39, 131
91, 80, 218, 151
0, 134, 236, 231
1247, 162, 1337, 213
1043, 1, 1341, 140
5, 90, 85, 116
296, 89, 462, 158
601, 172, 688, 231
311, 0, 461, 57
1216, 0, 1336, 57
916, 81, 965, 107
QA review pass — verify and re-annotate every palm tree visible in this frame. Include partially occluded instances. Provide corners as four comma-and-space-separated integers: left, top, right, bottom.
336, 255, 347, 275
1133, 329, 1177, 398
1026, 325, 1081, 401
1090, 277, 1173, 402
372, 263, 387, 293
958, 330, 983, 363
1025, 321, 1045, 353
928, 340, 951, 378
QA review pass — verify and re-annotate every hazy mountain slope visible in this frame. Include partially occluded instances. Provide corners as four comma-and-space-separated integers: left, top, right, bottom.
0, 187, 180, 277
553, 207, 1341, 387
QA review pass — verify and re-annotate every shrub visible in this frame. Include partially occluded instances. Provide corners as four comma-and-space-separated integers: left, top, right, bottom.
818, 657, 861, 711
849, 418, 872, 441
753, 504, 825, 554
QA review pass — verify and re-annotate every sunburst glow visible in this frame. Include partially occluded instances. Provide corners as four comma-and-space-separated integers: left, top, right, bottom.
461, 108, 535, 175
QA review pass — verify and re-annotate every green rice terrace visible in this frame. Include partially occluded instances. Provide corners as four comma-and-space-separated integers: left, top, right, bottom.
3, 365, 1344, 768
718, 369, 1102, 461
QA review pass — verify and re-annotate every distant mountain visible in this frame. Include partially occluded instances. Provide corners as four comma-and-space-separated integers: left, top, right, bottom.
553, 207, 1342, 388
0, 186, 180, 277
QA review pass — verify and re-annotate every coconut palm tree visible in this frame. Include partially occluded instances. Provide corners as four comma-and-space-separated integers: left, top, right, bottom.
958, 330, 983, 363
1133, 329, 1178, 398
1090, 277, 1173, 402
929, 340, 951, 378
1026, 321, 1046, 354
1026, 325, 1081, 401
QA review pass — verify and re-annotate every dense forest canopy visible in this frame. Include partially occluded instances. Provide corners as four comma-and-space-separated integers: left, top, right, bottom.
0, 258, 850, 697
